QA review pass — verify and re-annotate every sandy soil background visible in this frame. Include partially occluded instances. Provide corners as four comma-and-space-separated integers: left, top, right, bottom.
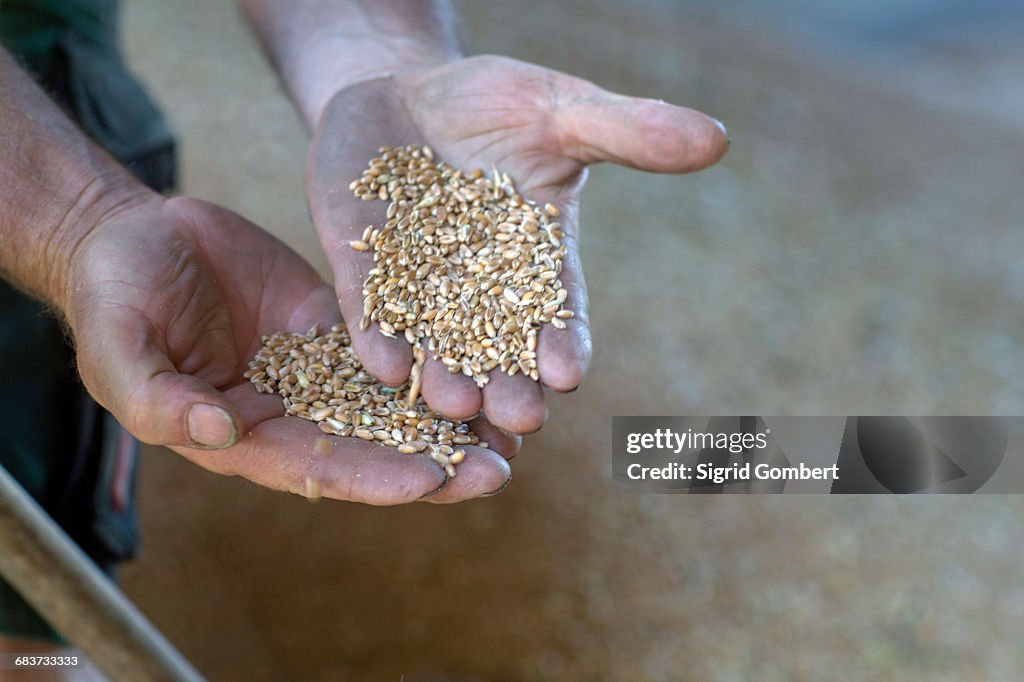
116, 0, 1024, 679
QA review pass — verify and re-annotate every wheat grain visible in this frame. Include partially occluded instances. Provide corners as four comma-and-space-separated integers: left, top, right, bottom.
349, 145, 571, 389
244, 323, 478, 477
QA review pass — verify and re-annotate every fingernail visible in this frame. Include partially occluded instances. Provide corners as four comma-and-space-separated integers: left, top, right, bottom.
187, 404, 237, 448
481, 473, 513, 498
712, 117, 731, 145
541, 380, 580, 394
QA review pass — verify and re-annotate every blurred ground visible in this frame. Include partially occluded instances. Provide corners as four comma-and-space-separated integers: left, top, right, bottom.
118, 0, 1024, 680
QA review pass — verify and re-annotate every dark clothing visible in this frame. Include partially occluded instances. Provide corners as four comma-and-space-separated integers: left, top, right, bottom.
0, 0, 175, 642
0, 0, 176, 187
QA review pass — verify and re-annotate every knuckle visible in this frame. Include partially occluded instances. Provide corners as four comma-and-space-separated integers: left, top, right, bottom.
123, 389, 159, 444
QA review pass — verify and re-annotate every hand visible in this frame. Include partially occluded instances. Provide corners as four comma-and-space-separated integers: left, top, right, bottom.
307, 55, 728, 433
64, 195, 514, 504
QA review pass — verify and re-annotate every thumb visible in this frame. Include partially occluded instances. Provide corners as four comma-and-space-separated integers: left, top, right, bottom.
555, 80, 729, 173
76, 312, 241, 449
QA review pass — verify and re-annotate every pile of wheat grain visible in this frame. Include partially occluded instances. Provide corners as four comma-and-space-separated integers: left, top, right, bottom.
245, 324, 479, 477
350, 144, 572, 388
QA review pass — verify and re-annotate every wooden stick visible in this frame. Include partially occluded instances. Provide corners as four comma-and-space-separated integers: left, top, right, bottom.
0, 464, 203, 681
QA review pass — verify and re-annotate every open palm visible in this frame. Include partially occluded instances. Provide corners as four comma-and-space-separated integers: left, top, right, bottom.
308, 55, 728, 433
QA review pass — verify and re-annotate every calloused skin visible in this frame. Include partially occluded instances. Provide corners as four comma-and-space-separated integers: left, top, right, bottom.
66, 195, 515, 505
308, 55, 728, 435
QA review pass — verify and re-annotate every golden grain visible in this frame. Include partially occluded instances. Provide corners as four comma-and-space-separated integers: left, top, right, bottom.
349, 145, 571, 388
244, 323, 477, 476
304, 475, 321, 502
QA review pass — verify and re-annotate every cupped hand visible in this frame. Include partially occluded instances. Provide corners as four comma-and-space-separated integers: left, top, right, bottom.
64, 194, 514, 504
307, 55, 728, 434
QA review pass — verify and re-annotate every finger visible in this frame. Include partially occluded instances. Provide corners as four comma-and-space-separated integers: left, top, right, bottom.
308, 84, 418, 386
482, 370, 548, 435
180, 383, 512, 505
284, 282, 343, 335
77, 312, 241, 450
469, 418, 523, 460
421, 355, 483, 420
174, 400, 447, 506
220, 381, 287, 433
531, 196, 592, 392
332, 248, 414, 386
422, 447, 512, 504
556, 80, 729, 173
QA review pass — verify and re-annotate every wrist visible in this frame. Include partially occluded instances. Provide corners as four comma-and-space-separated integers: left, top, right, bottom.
0, 47, 157, 319
49, 171, 156, 318
242, 0, 464, 130
303, 38, 461, 131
